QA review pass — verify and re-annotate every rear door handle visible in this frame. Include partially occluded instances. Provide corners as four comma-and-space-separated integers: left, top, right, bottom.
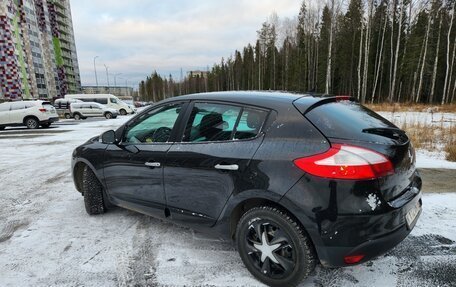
145, 162, 161, 168
214, 164, 239, 171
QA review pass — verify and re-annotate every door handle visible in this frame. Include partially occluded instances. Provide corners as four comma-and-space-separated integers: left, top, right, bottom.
145, 162, 161, 168
214, 164, 239, 171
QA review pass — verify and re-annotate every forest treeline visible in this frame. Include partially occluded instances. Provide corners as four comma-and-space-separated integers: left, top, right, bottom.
139, 0, 456, 104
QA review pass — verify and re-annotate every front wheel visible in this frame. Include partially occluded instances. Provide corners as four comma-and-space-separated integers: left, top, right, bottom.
119, 109, 127, 115
73, 113, 81, 120
236, 206, 316, 287
105, 112, 113, 119
82, 166, 105, 215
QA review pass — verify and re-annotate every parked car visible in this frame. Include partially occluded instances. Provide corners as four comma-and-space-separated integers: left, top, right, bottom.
71, 91, 422, 287
69, 102, 118, 120
54, 98, 82, 119
64, 94, 135, 115
0, 100, 59, 129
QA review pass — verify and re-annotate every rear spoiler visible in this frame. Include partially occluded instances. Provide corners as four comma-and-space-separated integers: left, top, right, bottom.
293, 95, 358, 115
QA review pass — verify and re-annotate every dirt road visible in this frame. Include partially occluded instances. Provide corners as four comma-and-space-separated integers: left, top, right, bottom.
420, 168, 455, 193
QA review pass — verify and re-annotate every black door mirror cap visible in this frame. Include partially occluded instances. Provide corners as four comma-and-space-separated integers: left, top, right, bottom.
101, 130, 117, 144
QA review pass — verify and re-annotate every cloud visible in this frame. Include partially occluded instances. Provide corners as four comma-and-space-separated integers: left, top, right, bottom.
70, 0, 303, 87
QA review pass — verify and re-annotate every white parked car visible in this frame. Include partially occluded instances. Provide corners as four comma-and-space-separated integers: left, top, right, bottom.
0, 100, 59, 130
69, 102, 118, 120
54, 98, 82, 119
64, 94, 136, 115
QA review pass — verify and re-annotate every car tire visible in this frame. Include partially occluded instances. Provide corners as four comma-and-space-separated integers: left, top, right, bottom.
119, 109, 127, 115
105, 112, 113, 119
25, 117, 39, 129
41, 123, 51, 128
64, 113, 71, 119
82, 166, 105, 215
236, 206, 316, 287
74, 113, 81, 120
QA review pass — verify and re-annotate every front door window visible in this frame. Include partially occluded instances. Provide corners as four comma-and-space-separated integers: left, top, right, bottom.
124, 104, 182, 144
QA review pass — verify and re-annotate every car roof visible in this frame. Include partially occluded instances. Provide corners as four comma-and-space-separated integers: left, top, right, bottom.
158, 91, 343, 111
71, 102, 101, 105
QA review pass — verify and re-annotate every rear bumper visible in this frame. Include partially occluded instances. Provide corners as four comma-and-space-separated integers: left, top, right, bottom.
316, 193, 422, 267
280, 170, 422, 267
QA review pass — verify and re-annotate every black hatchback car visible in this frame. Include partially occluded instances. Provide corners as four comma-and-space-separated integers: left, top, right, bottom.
72, 91, 422, 287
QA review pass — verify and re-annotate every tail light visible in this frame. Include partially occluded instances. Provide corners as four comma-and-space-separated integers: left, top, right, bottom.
293, 144, 394, 180
39, 108, 46, 112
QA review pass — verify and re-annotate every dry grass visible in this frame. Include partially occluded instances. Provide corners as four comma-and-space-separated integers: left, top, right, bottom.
367, 103, 456, 162
367, 103, 456, 113
445, 126, 456, 161
397, 120, 456, 162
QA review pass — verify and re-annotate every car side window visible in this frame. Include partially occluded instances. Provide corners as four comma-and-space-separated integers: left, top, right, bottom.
124, 104, 182, 144
10, 102, 26, 111
183, 103, 242, 142
234, 108, 268, 140
183, 103, 268, 142
110, 98, 117, 104
0, 103, 10, 112
82, 104, 91, 109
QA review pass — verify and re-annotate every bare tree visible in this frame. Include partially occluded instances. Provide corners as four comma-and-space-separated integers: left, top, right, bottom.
357, 22, 364, 100
430, 17, 443, 103
442, 1, 455, 104
416, 11, 432, 103
361, 0, 374, 103
390, 0, 404, 102
325, 0, 335, 94
372, 8, 388, 103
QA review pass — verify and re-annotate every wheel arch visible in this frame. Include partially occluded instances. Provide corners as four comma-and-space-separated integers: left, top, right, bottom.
23, 115, 39, 125
72, 159, 103, 193
225, 195, 321, 264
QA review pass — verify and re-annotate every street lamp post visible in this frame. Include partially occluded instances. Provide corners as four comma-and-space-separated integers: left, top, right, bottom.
104, 64, 110, 89
93, 56, 99, 87
113, 73, 122, 87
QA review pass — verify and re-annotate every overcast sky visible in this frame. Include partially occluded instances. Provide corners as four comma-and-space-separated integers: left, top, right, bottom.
70, 0, 303, 89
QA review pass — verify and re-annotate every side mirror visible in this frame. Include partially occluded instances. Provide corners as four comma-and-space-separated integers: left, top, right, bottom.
101, 130, 116, 144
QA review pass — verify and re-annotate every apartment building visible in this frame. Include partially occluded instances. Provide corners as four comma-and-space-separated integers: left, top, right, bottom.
0, 0, 81, 100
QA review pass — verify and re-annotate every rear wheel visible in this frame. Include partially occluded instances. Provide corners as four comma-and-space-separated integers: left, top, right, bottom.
82, 166, 105, 215
105, 112, 113, 119
73, 113, 81, 120
64, 113, 71, 119
236, 206, 316, 287
119, 109, 127, 115
25, 117, 39, 129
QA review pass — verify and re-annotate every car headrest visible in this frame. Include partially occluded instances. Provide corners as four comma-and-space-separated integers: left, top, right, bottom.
200, 113, 223, 133
247, 111, 263, 129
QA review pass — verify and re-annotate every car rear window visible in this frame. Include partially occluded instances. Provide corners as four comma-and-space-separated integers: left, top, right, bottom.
305, 101, 397, 142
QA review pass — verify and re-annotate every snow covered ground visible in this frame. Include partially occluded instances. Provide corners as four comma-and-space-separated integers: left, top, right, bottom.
0, 114, 455, 287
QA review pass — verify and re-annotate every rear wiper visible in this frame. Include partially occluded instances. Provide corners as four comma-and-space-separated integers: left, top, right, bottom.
362, 127, 406, 140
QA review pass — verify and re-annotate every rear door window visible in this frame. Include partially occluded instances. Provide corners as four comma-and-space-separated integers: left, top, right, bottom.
183, 102, 268, 142
234, 108, 268, 140
10, 102, 26, 111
